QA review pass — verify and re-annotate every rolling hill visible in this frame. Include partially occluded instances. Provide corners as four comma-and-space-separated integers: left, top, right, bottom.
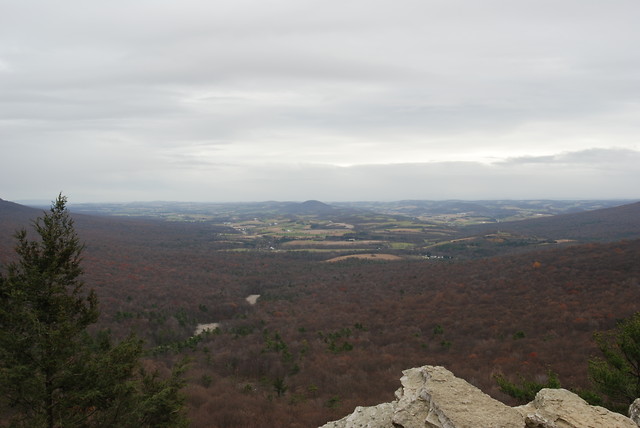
463, 201, 640, 242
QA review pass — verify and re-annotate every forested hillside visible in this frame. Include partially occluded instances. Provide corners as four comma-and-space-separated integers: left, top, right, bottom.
464, 201, 640, 241
1, 199, 639, 427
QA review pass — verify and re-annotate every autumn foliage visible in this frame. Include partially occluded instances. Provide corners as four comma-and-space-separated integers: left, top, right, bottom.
1, 204, 640, 427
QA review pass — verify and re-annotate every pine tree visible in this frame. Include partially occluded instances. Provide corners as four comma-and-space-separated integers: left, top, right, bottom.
588, 311, 640, 413
0, 195, 187, 427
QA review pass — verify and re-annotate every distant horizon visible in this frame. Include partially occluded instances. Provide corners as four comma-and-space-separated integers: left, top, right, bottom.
10, 196, 640, 207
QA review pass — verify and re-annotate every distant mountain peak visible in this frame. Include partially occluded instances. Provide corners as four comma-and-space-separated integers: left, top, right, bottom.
300, 200, 330, 207
284, 200, 335, 215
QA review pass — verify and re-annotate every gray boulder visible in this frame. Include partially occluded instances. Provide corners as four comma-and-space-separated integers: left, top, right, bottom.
320, 403, 395, 428
320, 365, 523, 428
629, 398, 640, 426
393, 365, 523, 428
516, 388, 636, 428
320, 365, 640, 428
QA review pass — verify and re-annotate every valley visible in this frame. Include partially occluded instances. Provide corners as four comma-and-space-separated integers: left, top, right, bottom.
1, 197, 639, 427
66, 198, 637, 258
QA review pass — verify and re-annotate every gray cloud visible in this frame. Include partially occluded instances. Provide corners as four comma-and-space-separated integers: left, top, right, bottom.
1, 0, 639, 202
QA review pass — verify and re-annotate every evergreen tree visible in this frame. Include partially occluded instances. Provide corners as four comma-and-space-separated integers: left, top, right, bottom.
494, 370, 561, 404
589, 311, 640, 413
0, 195, 187, 428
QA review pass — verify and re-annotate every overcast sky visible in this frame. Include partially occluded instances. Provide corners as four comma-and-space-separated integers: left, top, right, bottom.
1, 0, 639, 203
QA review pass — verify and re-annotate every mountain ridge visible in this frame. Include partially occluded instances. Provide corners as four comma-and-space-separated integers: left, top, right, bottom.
463, 201, 640, 242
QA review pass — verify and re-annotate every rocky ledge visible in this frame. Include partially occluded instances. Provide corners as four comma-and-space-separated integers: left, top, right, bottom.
320, 365, 639, 428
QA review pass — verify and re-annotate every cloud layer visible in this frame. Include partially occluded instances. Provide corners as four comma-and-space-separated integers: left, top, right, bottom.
1, 0, 639, 202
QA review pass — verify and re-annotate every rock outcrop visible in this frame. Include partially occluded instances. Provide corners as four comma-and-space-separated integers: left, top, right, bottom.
321, 403, 395, 428
630, 398, 640, 426
320, 365, 639, 428
516, 388, 636, 428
